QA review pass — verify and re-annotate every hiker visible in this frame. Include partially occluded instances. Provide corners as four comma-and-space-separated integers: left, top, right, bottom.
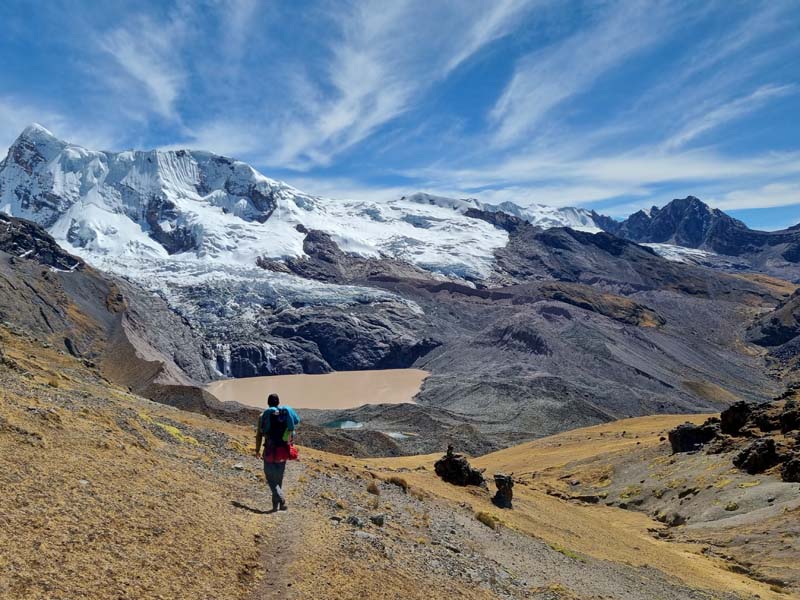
255, 393, 300, 512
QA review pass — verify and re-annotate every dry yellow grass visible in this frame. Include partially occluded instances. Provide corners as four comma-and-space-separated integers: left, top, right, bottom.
384, 475, 410, 493
475, 511, 500, 529
682, 380, 741, 404
349, 415, 786, 600
0, 333, 270, 600
733, 273, 797, 297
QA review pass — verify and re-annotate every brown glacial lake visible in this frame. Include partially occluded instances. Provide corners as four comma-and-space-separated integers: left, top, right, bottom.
206, 368, 429, 410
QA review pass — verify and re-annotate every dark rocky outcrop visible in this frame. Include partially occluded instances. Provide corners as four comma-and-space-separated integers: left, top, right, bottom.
0, 214, 84, 271
606, 197, 746, 250
224, 341, 330, 378
464, 208, 525, 234
491, 473, 514, 509
258, 226, 431, 284
668, 397, 800, 481
733, 438, 779, 474
781, 401, 800, 433
602, 196, 800, 280
747, 290, 800, 348
782, 457, 800, 483
267, 308, 440, 372
720, 401, 752, 436
669, 420, 719, 453
144, 195, 198, 254
434, 446, 486, 487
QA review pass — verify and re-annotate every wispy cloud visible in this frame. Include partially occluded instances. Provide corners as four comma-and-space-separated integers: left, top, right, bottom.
264, 0, 533, 169
159, 119, 263, 158
664, 84, 797, 150
709, 182, 800, 211
0, 97, 116, 156
98, 11, 190, 121
3, 0, 799, 222
221, 0, 259, 62
489, 1, 678, 147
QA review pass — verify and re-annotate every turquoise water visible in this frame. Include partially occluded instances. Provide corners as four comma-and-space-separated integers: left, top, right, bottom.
324, 419, 364, 430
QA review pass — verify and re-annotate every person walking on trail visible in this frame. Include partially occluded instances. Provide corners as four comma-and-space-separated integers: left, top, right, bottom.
255, 393, 300, 512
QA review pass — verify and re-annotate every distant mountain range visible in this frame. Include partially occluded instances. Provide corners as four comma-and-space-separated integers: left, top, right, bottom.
0, 124, 796, 449
4, 124, 798, 282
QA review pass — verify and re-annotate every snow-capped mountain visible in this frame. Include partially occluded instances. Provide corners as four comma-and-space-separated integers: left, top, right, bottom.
0, 125, 618, 305
0, 125, 510, 285
403, 192, 604, 233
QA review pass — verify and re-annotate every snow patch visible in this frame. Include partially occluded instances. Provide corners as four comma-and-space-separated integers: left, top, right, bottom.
641, 243, 718, 263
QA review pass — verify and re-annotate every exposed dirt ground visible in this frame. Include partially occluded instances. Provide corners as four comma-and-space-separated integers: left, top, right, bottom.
1, 326, 795, 599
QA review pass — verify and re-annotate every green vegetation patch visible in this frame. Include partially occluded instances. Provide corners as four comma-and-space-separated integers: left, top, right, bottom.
549, 543, 585, 562
475, 511, 500, 530
138, 412, 200, 446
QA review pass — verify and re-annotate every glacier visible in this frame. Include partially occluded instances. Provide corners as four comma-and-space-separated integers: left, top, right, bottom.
403, 192, 603, 233
0, 125, 509, 284
0, 124, 608, 325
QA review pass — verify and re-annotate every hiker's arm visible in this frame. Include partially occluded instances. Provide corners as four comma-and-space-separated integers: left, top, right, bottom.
255, 424, 263, 457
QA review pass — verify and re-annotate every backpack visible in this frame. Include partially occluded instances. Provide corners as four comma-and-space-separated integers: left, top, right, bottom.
262, 407, 289, 446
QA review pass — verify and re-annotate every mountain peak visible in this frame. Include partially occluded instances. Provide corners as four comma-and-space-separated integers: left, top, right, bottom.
15, 123, 61, 147
6, 124, 66, 166
672, 195, 708, 209
21, 122, 55, 138
401, 191, 605, 233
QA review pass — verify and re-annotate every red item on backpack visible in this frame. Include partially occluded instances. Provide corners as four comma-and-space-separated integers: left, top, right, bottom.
263, 442, 299, 463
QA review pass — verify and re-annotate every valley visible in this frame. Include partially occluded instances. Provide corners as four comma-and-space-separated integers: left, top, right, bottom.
2, 126, 797, 451
2, 124, 800, 599
1, 331, 797, 599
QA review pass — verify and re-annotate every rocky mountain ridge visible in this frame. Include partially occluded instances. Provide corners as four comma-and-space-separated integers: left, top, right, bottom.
605, 196, 800, 280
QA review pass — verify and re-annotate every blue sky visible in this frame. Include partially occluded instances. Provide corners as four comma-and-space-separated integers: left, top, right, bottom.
1, 1, 799, 228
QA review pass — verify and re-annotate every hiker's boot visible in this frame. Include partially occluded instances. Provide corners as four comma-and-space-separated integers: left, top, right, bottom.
278, 502, 288, 511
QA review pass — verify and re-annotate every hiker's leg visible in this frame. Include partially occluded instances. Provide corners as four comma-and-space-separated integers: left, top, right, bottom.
275, 462, 287, 509
263, 463, 282, 510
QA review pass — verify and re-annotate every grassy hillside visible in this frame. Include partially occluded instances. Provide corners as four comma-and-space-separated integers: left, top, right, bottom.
1, 325, 795, 599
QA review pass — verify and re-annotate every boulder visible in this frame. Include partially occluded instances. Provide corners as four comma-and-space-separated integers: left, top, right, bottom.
345, 515, 366, 528
656, 511, 686, 527
369, 514, 386, 527
705, 435, 736, 455
434, 445, 486, 487
748, 401, 786, 432
720, 401, 752, 436
733, 438, 779, 474
781, 457, 800, 483
668, 420, 718, 453
491, 473, 514, 509
780, 401, 800, 433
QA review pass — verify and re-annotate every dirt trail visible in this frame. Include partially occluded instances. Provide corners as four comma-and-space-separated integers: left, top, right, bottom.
251, 462, 309, 599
